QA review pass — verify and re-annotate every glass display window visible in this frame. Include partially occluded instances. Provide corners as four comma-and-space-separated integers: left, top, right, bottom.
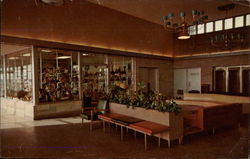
81, 53, 108, 100
108, 55, 132, 89
5, 49, 33, 101
37, 48, 79, 103
0, 56, 4, 97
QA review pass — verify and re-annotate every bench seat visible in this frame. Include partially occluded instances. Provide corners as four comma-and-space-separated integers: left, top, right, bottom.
98, 113, 124, 122
128, 121, 170, 150
129, 121, 170, 135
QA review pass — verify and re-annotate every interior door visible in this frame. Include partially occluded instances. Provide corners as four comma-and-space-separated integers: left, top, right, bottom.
215, 70, 226, 93
228, 68, 240, 94
187, 68, 201, 93
242, 69, 249, 96
174, 69, 187, 97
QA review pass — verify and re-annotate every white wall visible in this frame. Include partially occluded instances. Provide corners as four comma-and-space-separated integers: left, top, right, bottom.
174, 68, 201, 98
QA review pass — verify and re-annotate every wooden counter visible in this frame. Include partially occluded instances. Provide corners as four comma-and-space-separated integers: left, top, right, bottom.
177, 100, 242, 135
183, 93, 249, 114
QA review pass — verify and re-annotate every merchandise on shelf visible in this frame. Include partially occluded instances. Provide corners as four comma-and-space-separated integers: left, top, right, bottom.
81, 65, 108, 100
39, 66, 79, 102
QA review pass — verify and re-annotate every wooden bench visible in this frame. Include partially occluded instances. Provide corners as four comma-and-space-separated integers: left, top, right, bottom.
98, 113, 124, 132
98, 113, 170, 151
128, 121, 170, 151
109, 103, 183, 145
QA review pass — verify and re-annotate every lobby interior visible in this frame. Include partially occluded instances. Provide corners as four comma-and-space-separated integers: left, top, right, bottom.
1, 0, 250, 158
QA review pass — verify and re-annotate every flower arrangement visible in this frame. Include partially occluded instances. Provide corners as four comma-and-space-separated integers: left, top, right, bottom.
108, 82, 181, 113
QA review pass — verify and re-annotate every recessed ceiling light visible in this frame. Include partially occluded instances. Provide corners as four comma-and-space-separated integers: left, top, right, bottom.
8, 57, 19, 60
22, 53, 31, 57
57, 56, 71, 59
41, 49, 52, 53
82, 53, 88, 56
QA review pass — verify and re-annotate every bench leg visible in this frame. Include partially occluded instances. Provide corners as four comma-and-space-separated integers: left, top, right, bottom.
134, 130, 136, 139
116, 124, 118, 131
90, 121, 92, 131
121, 126, 123, 141
90, 111, 93, 131
168, 140, 170, 148
212, 128, 215, 135
158, 136, 161, 147
179, 137, 183, 144
102, 120, 105, 132
144, 133, 147, 151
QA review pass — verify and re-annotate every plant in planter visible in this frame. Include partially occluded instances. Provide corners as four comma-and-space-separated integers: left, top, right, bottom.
108, 81, 181, 113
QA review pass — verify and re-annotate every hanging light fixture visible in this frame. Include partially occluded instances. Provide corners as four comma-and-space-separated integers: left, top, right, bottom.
40, 0, 65, 6
210, 3, 245, 49
162, 10, 208, 40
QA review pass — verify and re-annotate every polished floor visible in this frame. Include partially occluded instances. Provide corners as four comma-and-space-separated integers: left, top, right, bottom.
1, 113, 249, 159
1, 114, 84, 129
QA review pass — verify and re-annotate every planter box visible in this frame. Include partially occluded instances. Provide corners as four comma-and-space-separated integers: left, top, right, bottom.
109, 102, 183, 142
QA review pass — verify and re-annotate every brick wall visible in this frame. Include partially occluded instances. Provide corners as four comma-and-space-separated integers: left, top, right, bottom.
173, 54, 250, 91
136, 57, 173, 96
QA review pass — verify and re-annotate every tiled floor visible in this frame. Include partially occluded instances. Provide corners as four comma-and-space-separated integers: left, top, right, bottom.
1, 110, 249, 158
0, 112, 88, 129
1, 120, 249, 159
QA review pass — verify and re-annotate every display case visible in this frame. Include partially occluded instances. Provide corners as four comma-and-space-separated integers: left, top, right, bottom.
37, 48, 79, 103
5, 49, 33, 101
81, 53, 108, 99
108, 55, 133, 89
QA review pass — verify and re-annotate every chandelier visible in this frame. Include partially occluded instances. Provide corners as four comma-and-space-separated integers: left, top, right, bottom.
162, 10, 208, 40
210, 32, 244, 50
210, 3, 244, 49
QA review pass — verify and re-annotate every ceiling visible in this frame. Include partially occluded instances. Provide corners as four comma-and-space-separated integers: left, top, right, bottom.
86, 0, 250, 25
0, 43, 31, 55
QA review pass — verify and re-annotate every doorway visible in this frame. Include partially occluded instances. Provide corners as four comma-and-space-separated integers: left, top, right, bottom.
228, 68, 240, 94
242, 69, 249, 96
138, 67, 159, 93
174, 68, 201, 98
215, 70, 227, 93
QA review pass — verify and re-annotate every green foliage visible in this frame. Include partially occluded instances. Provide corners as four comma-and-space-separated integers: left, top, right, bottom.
108, 83, 181, 113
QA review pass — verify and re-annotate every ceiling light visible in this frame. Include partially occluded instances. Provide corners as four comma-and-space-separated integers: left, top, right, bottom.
22, 53, 31, 57
82, 53, 89, 56
57, 56, 71, 59
162, 10, 208, 40
41, 49, 52, 53
210, 4, 245, 49
40, 0, 65, 6
8, 57, 19, 60
178, 31, 190, 40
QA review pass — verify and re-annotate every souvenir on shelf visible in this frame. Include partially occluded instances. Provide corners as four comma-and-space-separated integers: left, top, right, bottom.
81, 64, 108, 98
39, 63, 79, 103
109, 59, 132, 87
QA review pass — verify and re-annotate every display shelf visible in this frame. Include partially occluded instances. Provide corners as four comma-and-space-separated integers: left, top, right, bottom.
38, 49, 79, 103
109, 59, 132, 87
81, 64, 108, 98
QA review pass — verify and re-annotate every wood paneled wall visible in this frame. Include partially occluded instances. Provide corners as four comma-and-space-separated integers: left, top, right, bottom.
1, 0, 173, 57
